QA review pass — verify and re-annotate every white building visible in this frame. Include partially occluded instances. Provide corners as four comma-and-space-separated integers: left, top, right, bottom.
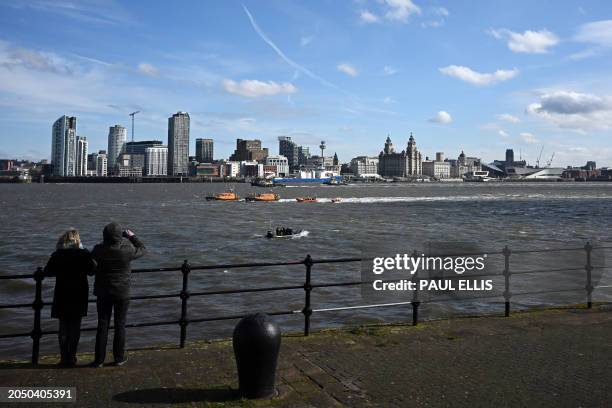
76, 136, 88, 176
265, 155, 289, 177
96, 153, 108, 176
145, 146, 168, 176
51, 115, 77, 176
107, 125, 127, 173
225, 161, 240, 178
349, 156, 379, 177
422, 160, 451, 179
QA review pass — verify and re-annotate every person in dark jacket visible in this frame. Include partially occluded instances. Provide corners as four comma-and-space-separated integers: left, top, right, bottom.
44, 229, 96, 367
90, 222, 146, 367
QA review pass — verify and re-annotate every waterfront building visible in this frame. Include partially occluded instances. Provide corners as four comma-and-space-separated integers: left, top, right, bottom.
265, 155, 289, 177
75, 136, 88, 176
298, 146, 310, 166
195, 163, 223, 177
115, 154, 142, 177
229, 139, 268, 162
225, 161, 240, 178
87, 151, 108, 177
449, 151, 481, 178
377, 134, 422, 178
168, 111, 190, 176
107, 125, 127, 173
349, 156, 379, 177
422, 159, 451, 179
145, 146, 168, 176
51, 115, 77, 176
126, 140, 163, 174
195, 138, 214, 163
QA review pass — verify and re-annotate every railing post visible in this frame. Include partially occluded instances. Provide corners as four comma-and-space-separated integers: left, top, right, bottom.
411, 249, 420, 326
502, 246, 512, 317
179, 260, 190, 348
31, 267, 44, 365
302, 255, 313, 336
584, 242, 593, 309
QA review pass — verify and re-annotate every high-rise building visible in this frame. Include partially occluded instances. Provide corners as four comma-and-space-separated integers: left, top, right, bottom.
76, 136, 88, 176
145, 146, 168, 176
87, 150, 108, 176
278, 136, 299, 169
505, 149, 514, 165
168, 111, 190, 175
107, 125, 127, 173
51, 115, 77, 176
195, 138, 214, 163
229, 139, 268, 162
298, 146, 310, 166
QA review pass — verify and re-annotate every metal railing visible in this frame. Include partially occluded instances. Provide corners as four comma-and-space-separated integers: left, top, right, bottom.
0, 242, 610, 365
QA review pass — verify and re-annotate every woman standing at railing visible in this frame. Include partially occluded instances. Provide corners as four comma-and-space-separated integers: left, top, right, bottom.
43, 229, 97, 367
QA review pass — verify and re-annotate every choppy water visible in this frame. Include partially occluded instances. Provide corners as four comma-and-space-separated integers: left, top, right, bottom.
1, 182, 611, 359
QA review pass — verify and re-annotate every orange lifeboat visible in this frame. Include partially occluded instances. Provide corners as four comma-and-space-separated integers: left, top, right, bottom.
296, 197, 318, 203
247, 192, 280, 202
212, 191, 240, 201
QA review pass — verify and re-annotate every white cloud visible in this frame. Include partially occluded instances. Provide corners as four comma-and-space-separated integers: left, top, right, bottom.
300, 35, 314, 46
498, 130, 509, 138
421, 20, 444, 28
429, 110, 453, 124
490, 28, 559, 54
383, 0, 421, 22
383, 96, 395, 104
439, 65, 519, 86
359, 10, 380, 23
0, 42, 74, 74
520, 132, 539, 144
222, 79, 297, 98
574, 20, 612, 47
383, 65, 398, 75
337, 63, 358, 77
526, 90, 612, 132
497, 113, 520, 123
138, 62, 159, 77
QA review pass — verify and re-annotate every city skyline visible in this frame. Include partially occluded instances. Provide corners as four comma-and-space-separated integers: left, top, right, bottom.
1, 1, 612, 166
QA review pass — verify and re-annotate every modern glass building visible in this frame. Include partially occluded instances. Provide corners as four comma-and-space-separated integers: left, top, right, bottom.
75, 136, 88, 176
51, 115, 77, 176
145, 146, 168, 176
168, 112, 190, 175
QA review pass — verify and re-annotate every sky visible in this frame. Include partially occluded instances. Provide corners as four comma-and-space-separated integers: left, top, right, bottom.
0, 0, 611, 167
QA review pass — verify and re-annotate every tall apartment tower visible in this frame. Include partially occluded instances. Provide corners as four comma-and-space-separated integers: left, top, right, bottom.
107, 125, 127, 172
168, 111, 190, 175
195, 138, 213, 163
51, 115, 77, 176
75, 136, 88, 176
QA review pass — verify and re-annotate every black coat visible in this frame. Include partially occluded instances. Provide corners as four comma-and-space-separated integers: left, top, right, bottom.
44, 248, 97, 319
91, 224, 146, 300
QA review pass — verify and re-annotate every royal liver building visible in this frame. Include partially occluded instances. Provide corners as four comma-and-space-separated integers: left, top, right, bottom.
378, 133, 422, 178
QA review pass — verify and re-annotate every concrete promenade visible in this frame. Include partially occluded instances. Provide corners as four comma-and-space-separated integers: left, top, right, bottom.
0, 306, 610, 407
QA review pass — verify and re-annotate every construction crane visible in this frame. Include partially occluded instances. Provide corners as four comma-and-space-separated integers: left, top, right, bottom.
546, 152, 555, 168
536, 145, 544, 168
129, 111, 140, 142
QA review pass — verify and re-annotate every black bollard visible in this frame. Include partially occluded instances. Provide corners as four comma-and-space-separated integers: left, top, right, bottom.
232, 313, 281, 399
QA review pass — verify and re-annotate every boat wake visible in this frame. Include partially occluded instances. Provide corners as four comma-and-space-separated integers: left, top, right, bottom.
276, 194, 612, 204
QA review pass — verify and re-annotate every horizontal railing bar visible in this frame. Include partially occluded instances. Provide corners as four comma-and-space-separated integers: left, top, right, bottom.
0, 302, 33, 309
190, 284, 305, 297
189, 310, 296, 324
310, 301, 414, 313
0, 332, 32, 339
512, 287, 584, 296
188, 260, 306, 271
0, 274, 35, 280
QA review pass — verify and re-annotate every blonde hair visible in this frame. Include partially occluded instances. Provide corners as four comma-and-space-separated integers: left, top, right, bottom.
56, 229, 81, 250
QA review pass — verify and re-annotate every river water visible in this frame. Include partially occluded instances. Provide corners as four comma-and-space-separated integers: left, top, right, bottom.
1, 182, 611, 359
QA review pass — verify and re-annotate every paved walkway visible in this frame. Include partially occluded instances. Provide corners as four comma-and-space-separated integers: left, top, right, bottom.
1, 306, 610, 407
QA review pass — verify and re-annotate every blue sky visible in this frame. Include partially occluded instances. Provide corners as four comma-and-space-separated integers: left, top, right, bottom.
1, 0, 611, 166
